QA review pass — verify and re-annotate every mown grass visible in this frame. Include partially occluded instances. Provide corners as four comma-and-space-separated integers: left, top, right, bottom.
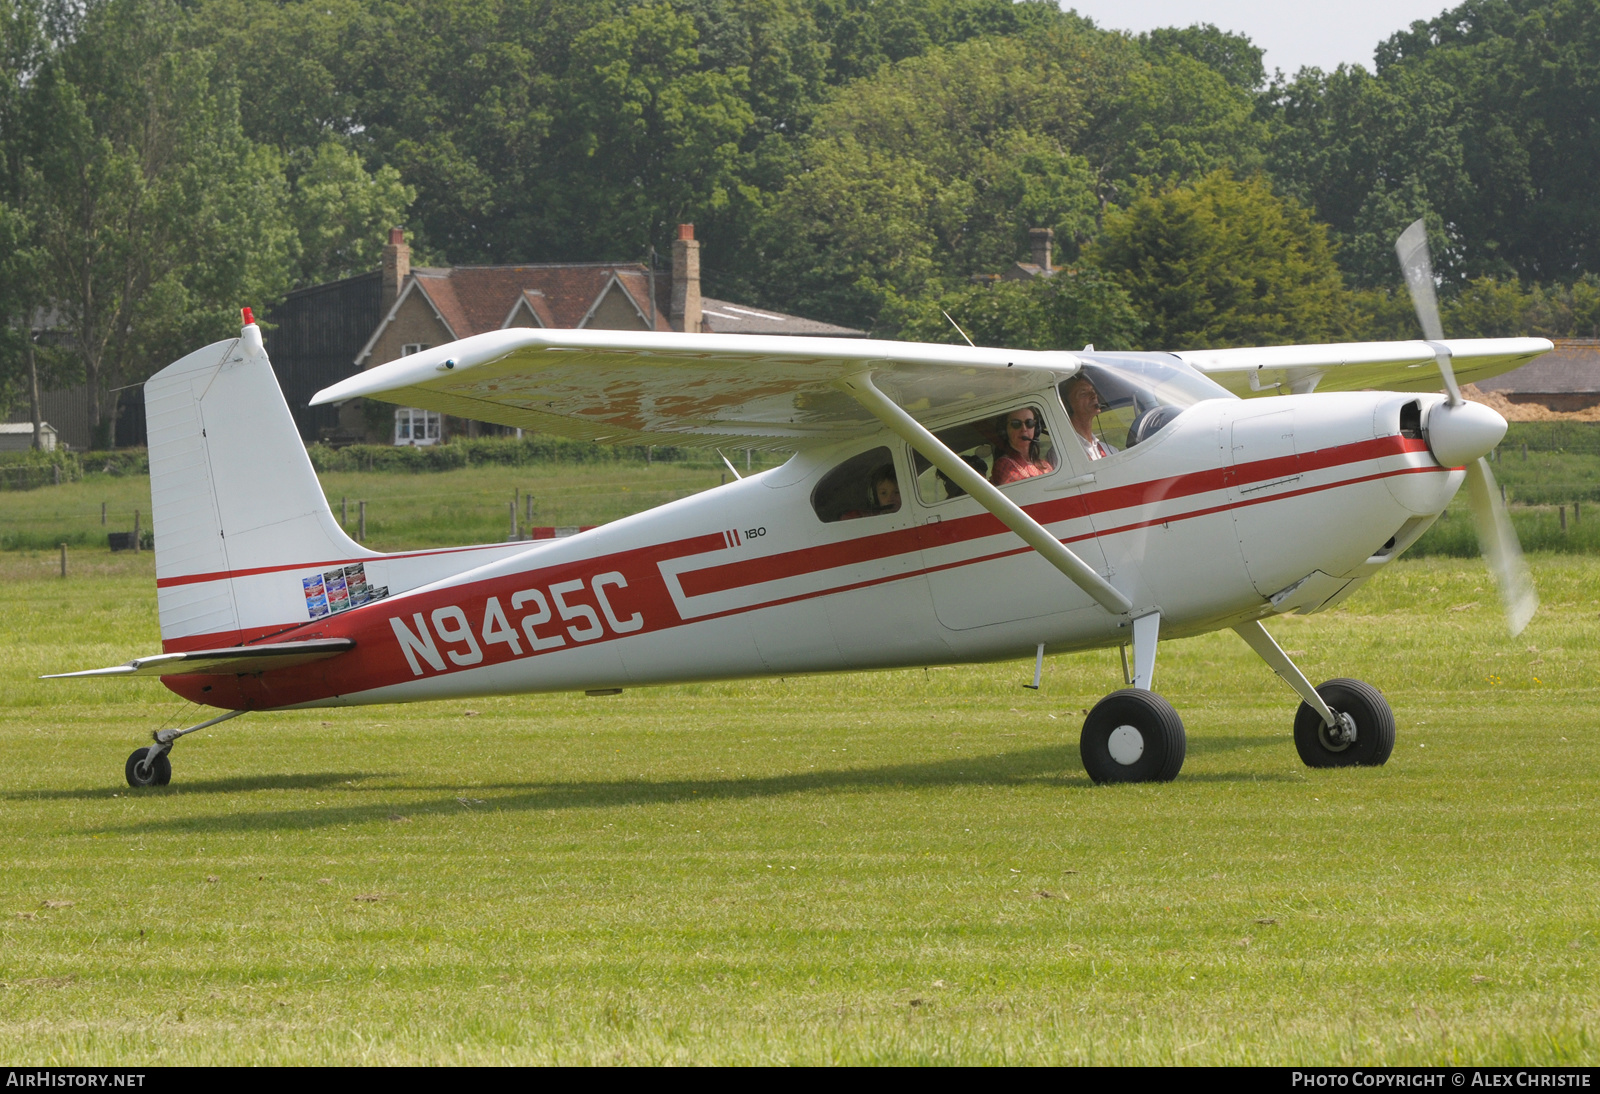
1, 544, 1597, 1064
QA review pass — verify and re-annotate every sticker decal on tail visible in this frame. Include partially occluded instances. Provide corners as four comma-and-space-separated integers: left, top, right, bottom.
303, 562, 388, 620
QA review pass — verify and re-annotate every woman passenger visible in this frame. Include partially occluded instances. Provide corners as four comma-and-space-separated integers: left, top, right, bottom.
991, 407, 1052, 485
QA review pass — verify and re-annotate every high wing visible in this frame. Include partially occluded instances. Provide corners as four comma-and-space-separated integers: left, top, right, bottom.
1175, 337, 1552, 398
43, 639, 355, 679
310, 329, 1083, 451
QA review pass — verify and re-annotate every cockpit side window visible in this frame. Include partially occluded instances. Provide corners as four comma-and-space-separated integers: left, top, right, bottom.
1062, 357, 1233, 454
811, 446, 902, 523
911, 404, 1057, 504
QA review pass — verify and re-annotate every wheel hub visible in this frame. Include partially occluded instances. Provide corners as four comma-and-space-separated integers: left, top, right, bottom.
1107, 724, 1145, 766
1318, 711, 1359, 751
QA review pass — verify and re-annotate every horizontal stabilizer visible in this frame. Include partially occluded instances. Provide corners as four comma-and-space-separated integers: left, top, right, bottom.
44, 638, 355, 679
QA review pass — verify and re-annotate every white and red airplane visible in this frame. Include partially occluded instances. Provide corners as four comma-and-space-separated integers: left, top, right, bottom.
53, 223, 1549, 788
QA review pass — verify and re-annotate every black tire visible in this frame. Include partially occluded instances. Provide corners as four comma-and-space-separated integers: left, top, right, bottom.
1080, 689, 1187, 784
125, 747, 172, 788
1293, 678, 1395, 768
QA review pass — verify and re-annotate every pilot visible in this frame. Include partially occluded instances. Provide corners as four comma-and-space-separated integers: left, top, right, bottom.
1065, 375, 1115, 461
991, 407, 1053, 485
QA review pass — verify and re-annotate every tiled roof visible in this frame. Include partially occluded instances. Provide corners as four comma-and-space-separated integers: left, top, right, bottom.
700, 297, 863, 337
1478, 339, 1600, 394
412, 263, 670, 336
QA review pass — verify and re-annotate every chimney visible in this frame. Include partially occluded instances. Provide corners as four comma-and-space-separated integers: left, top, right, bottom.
1029, 228, 1054, 274
671, 223, 701, 334
381, 227, 411, 313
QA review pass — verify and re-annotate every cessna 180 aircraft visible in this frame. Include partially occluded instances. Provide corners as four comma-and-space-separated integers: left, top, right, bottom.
54, 222, 1549, 788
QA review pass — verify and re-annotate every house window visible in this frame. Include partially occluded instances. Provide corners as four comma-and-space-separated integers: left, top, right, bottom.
394, 408, 442, 446
394, 344, 440, 445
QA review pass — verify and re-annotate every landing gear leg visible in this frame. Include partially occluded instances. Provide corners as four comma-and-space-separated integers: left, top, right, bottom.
1081, 612, 1186, 783
124, 708, 247, 788
1232, 620, 1395, 768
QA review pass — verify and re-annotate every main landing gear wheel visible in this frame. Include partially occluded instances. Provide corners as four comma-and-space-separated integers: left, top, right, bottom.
125, 746, 172, 788
1293, 678, 1395, 768
1080, 689, 1187, 784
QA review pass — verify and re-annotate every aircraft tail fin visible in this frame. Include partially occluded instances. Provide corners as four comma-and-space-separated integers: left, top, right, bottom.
146, 313, 372, 648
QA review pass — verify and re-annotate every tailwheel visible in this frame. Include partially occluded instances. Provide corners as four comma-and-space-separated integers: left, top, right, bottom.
1080, 688, 1187, 784
1293, 678, 1395, 768
125, 746, 172, 788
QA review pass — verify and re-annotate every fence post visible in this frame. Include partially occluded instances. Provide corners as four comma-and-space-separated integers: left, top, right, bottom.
526, 493, 533, 524
59, 543, 66, 578
101, 501, 106, 525
1560, 505, 1568, 532
510, 499, 518, 540
358, 500, 366, 542
132, 509, 140, 553
341, 496, 347, 526
53, 464, 60, 486
1522, 442, 1528, 461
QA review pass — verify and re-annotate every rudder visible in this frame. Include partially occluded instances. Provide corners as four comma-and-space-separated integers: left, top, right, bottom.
147, 317, 372, 648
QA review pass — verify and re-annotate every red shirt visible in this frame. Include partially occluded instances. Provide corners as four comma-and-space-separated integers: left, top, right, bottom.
992, 453, 1050, 485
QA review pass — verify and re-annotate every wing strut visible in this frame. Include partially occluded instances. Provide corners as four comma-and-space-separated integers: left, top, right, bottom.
839, 372, 1132, 616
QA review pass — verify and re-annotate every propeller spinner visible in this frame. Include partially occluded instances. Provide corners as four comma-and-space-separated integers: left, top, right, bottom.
1394, 219, 1537, 635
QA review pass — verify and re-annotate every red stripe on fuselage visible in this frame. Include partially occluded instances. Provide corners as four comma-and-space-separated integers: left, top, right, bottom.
681, 434, 1429, 598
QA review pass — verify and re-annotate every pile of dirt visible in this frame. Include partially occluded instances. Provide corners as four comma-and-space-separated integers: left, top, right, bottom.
1460, 384, 1600, 422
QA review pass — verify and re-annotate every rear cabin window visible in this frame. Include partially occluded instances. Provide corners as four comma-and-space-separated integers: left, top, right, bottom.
912, 405, 1056, 504
812, 447, 902, 523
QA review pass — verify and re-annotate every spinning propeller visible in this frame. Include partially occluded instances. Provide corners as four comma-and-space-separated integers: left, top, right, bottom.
1394, 220, 1537, 635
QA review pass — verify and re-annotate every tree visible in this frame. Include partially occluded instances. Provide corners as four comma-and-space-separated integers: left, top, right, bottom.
754, 31, 1103, 328
884, 267, 1144, 350
288, 140, 415, 287
21, 0, 294, 444
1090, 171, 1349, 349
531, 2, 756, 259
0, 0, 52, 437
1137, 22, 1264, 91
1266, 0, 1600, 286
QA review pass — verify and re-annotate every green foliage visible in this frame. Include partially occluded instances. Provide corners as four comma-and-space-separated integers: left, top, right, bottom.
1137, 22, 1264, 92
1266, 0, 1600, 288
0, 447, 81, 492
755, 31, 1103, 328
17, 0, 294, 432
752, 17, 1271, 330
288, 141, 415, 288
1091, 171, 1349, 349
883, 267, 1144, 350
1445, 275, 1600, 339
7, 0, 1598, 366
1078, 41, 1265, 198
536, 3, 756, 257
304, 435, 704, 474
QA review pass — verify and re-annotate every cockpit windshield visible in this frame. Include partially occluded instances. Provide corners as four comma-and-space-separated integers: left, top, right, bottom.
1062, 354, 1236, 455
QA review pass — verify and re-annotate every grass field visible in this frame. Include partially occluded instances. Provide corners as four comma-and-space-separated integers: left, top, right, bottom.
0, 460, 738, 552
2, 533, 1598, 1063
